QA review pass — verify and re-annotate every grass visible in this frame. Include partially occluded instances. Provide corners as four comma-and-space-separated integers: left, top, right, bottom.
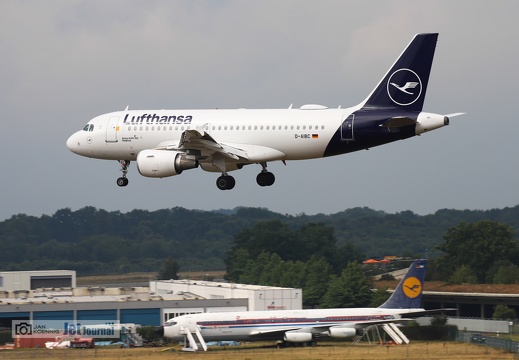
0, 341, 515, 360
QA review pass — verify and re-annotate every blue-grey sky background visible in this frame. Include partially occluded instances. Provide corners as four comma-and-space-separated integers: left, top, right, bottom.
1, 0, 518, 220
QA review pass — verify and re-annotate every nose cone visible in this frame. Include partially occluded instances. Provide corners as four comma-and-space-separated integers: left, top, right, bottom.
66, 132, 81, 154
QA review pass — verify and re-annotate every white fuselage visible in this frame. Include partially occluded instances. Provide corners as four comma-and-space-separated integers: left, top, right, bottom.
67, 106, 360, 163
163, 307, 423, 342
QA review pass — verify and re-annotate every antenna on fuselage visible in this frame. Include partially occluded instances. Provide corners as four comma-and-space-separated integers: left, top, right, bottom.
124, 105, 129, 111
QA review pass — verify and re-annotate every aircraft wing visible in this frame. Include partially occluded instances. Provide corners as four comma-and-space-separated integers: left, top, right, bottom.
249, 326, 311, 338
249, 317, 418, 339
155, 124, 286, 163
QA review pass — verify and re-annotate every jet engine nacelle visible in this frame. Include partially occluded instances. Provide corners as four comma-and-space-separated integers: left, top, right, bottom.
137, 150, 198, 178
284, 332, 313, 343
415, 112, 449, 135
328, 327, 356, 338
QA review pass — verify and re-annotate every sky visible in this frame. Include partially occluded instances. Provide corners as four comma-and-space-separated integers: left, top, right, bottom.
1, 0, 518, 221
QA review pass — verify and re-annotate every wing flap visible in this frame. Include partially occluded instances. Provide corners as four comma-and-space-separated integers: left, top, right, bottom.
155, 125, 286, 163
249, 326, 303, 337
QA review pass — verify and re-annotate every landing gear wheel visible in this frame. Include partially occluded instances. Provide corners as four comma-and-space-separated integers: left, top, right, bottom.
117, 160, 130, 187
216, 175, 235, 190
117, 177, 129, 187
256, 171, 275, 187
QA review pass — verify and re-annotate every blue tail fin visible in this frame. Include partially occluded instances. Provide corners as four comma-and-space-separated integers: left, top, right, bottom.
378, 259, 426, 309
362, 33, 438, 112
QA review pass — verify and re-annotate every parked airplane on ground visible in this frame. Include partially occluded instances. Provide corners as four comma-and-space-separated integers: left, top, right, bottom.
67, 33, 463, 190
157, 259, 437, 350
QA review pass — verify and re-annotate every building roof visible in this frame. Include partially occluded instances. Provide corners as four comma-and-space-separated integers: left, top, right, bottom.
155, 279, 297, 291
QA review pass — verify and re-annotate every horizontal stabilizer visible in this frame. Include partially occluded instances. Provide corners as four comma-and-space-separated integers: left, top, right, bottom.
444, 112, 466, 118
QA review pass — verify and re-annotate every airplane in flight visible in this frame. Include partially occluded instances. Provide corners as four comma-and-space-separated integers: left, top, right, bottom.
158, 259, 440, 350
67, 33, 463, 190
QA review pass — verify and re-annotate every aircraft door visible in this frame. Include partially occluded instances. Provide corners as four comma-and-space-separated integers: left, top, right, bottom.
341, 114, 354, 141
106, 116, 119, 143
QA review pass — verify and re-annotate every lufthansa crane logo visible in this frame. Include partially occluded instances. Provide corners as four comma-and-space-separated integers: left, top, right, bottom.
387, 68, 422, 106
402, 276, 422, 299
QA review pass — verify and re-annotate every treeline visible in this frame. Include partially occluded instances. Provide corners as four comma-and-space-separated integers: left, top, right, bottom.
225, 219, 519, 307
224, 221, 383, 308
2, 205, 519, 276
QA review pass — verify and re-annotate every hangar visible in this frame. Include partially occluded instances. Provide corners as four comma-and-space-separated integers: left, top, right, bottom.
0, 271, 301, 328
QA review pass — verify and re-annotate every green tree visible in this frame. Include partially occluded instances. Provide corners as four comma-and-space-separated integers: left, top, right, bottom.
493, 264, 519, 284
436, 220, 519, 283
238, 251, 271, 284
449, 265, 478, 284
370, 287, 391, 307
320, 262, 372, 308
225, 248, 250, 281
430, 314, 448, 326
493, 305, 517, 320
303, 257, 332, 308
157, 258, 180, 280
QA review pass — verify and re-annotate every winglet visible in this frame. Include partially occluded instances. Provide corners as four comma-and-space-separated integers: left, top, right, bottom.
378, 259, 427, 309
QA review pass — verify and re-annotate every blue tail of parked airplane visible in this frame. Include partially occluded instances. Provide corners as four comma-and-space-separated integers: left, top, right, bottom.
378, 259, 427, 309
362, 33, 438, 112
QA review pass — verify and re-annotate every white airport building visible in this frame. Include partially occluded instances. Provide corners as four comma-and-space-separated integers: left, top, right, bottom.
151, 279, 302, 313
0, 270, 76, 291
0, 270, 302, 328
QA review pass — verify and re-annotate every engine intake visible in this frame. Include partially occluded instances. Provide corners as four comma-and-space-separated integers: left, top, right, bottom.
137, 150, 198, 178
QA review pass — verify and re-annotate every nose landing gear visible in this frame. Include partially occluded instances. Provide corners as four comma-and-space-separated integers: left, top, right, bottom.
117, 160, 130, 187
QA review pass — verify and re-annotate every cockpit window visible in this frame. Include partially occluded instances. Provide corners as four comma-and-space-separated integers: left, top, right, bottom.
83, 124, 94, 131
164, 321, 177, 326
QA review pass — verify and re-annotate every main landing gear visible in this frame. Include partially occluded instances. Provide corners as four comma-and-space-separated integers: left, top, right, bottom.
256, 162, 275, 187
216, 174, 236, 190
216, 163, 275, 190
117, 160, 130, 187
